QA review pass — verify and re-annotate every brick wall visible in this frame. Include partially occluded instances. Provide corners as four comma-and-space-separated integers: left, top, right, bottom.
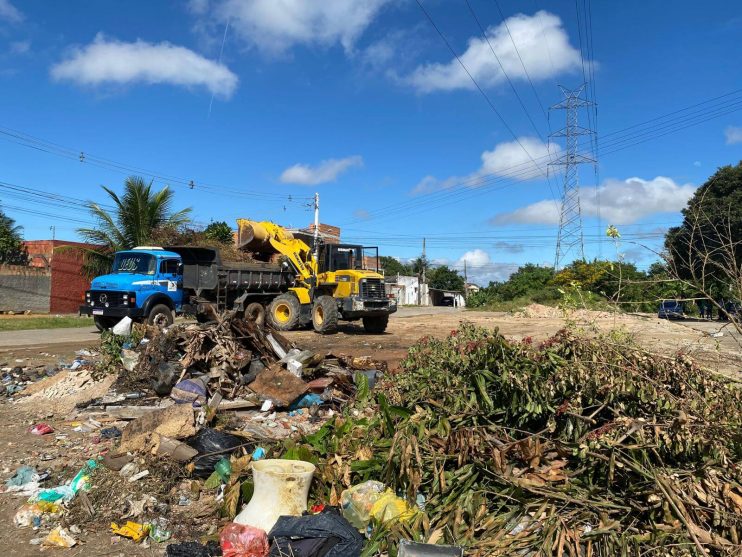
0, 264, 51, 312
24, 240, 95, 314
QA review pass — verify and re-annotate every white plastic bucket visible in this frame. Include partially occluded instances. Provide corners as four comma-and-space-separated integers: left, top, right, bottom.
234, 459, 316, 533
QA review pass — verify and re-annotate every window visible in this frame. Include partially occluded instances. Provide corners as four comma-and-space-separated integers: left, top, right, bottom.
160, 259, 180, 275
112, 253, 156, 275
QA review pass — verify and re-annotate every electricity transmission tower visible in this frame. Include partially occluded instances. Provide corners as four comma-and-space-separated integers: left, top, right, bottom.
549, 84, 595, 270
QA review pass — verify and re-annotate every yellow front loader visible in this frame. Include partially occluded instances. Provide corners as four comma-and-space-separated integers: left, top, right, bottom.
236, 219, 396, 334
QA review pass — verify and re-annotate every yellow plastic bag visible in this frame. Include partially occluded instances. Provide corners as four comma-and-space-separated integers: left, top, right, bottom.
43, 526, 77, 548
111, 521, 150, 542
370, 491, 416, 524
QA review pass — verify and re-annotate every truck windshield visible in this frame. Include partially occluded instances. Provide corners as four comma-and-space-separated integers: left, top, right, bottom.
112, 253, 156, 275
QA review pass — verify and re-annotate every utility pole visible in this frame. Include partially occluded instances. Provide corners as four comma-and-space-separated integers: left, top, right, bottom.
463, 260, 468, 301
50, 225, 55, 241
549, 84, 595, 270
312, 192, 320, 262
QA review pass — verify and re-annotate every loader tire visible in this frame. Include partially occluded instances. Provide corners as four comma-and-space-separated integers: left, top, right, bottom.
245, 302, 266, 327
362, 315, 389, 334
312, 296, 338, 334
268, 294, 301, 331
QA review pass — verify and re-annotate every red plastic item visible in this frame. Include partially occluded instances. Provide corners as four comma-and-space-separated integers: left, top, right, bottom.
30, 423, 54, 435
220, 522, 269, 557
311, 504, 326, 514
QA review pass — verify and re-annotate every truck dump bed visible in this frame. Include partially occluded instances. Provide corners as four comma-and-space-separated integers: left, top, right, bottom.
165, 246, 291, 294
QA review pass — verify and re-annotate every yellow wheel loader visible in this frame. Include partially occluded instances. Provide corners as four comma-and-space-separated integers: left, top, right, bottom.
236, 220, 396, 334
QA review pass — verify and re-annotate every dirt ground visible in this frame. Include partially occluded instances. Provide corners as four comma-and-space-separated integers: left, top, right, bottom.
0, 306, 739, 555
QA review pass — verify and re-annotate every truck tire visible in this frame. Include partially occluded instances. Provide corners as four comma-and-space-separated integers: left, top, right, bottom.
94, 316, 117, 332
147, 304, 174, 329
362, 315, 389, 334
268, 294, 301, 331
245, 302, 266, 327
312, 296, 338, 334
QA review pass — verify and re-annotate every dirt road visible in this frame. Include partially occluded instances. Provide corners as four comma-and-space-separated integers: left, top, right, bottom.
1, 307, 739, 377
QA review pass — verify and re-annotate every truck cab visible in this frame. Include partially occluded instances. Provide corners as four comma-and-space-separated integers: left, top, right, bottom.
80, 247, 183, 330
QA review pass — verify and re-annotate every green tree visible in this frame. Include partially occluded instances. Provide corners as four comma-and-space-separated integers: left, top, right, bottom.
380, 255, 411, 276
411, 254, 429, 277
203, 221, 234, 245
428, 265, 465, 291
77, 176, 191, 277
0, 206, 27, 264
665, 162, 742, 296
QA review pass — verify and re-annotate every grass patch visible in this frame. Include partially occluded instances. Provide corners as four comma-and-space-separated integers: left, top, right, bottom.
0, 316, 95, 331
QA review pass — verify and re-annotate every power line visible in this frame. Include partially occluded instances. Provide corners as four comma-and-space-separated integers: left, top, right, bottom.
463, 0, 546, 141
491, 0, 549, 122
338, 90, 742, 227
0, 125, 313, 203
414, 0, 554, 184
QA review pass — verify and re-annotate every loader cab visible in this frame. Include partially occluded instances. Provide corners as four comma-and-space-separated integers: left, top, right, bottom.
317, 244, 380, 273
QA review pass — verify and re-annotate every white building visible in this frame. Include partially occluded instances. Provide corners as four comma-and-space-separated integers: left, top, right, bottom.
385, 275, 466, 307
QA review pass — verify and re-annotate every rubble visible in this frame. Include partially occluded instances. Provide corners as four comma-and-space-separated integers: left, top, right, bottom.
8, 311, 738, 555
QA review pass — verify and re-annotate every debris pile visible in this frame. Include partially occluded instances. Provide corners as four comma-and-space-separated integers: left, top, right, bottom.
297, 324, 742, 554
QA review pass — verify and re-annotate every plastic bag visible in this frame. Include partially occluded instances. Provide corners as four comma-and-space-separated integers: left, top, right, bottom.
220, 522, 269, 557
120, 349, 140, 372
43, 526, 77, 548
35, 459, 97, 503
14, 502, 60, 527
112, 316, 133, 336
111, 521, 150, 542
339, 480, 386, 529
186, 429, 246, 478
171, 376, 208, 406
369, 491, 416, 524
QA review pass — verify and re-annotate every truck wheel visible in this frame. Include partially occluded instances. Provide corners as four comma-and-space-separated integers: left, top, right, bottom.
362, 315, 389, 334
245, 302, 266, 326
312, 296, 338, 334
94, 316, 117, 332
148, 304, 174, 329
268, 294, 301, 331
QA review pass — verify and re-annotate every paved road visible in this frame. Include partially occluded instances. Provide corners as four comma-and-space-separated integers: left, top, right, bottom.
0, 326, 99, 349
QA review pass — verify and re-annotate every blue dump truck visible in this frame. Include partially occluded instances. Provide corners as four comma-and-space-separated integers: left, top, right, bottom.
80, 246, 293, 331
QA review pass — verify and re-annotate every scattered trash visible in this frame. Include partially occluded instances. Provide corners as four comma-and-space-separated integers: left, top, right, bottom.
149, 517, 172, 543
187, 428, 246, 478
249, 366, 307, 408
100, 426, 122, 439
14, 501, 60, 527
112, 316, 133, 336
268, 511, 364, 557
35, 459, 97, 503
220, 522, 269, 557
251, 447, 266, 461
120, 348, 140, 372
5, 465, 39, 489
234, 459, 315, 533
171, 376, 209, 406
30, 423, 54, 435
43, 526, 77, 548
340, 480, 387, 530
111, 520, 149, 542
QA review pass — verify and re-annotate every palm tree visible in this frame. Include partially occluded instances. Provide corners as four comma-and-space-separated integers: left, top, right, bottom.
77, 176, 191, 277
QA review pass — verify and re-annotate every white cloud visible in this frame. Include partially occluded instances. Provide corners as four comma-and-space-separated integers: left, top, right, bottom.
279, 155, 363, 185
9, 40, 30, 54
353, 208, 370, 220
50, 34, 238, 98
407, 10, 581, 93
693, 160, 701, 167
724, 126, 742, 145
413, 136, 557, 194
207, 0, 389, 54
0, 0, 23, 23
454, 249, 518, 285
491, 176, 696, 225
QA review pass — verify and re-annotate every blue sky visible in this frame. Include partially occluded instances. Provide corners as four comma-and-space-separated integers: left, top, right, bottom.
0, 0, 741, 284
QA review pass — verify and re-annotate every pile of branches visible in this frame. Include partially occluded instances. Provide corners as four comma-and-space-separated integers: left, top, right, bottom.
299, 323, 742, 556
